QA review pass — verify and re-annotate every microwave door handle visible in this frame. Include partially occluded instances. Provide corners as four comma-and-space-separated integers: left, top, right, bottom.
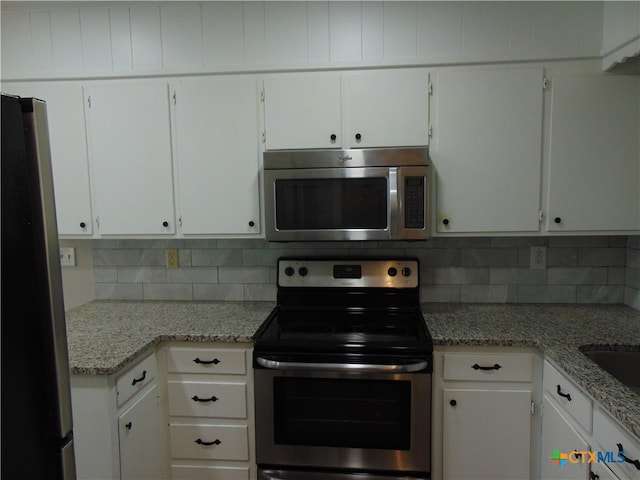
389, 167, 398, 238
256, 356, 427, 373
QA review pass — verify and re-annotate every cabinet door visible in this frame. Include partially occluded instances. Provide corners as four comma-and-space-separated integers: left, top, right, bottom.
443, 388, 532, 479
540, 393, 590, 480
263, 74, 341, 150
173, 78, 260, 234
85, 82, 175, 235
6, 83, 92, 235
547, 76, 640, 232
431, 68, 543, 233
347, 70, 429, 148
118, 384, 163, 480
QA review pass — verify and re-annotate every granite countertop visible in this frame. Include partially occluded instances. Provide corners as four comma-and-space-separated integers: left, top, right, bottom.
65, 300, 640, 440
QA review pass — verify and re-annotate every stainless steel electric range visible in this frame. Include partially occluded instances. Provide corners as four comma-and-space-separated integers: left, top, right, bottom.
253, 258, 433, 480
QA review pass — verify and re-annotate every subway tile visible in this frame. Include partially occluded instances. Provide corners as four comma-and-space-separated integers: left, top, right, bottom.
547, 267, 607, 285
191, 248, 243, 266
143, 283, 193, 300
165, 239, 189, 248
516, 285, 576, 303
94, 283, 143, 300
93, 266, 118, 283
91, 239, 117, 249
139, 249, 168, 266
577, 286, 624, 304
627, 248, 640, 270
608, 267, 626, 286
219, 267, 270, 284
166, 267, 218, 284
625, 268, 640, 290
578, 248, 626, 267
217, 238, 269, 249
413, 249, 461, 267
244, 283, 277, 301
432, 267, 489, 285
428, 237, 492, 248
461, 285, 516, 303
118, 266, 167, 283
184, 239, 218, 249
627, 235, 640, 249
490, 237, 546, 248
609, 236, 627, 248
546, 248, 577, 267
116, 239, 166, 249
490, 268, 547, 285
193, 284, 244, 301
548, 236, 610, 248
178, 249, 192, 267
421, 285, 461, 302
93, 249, 141, 266
461, 248, 519, 267
243, 248, 293, 266
624, 286, 640, 310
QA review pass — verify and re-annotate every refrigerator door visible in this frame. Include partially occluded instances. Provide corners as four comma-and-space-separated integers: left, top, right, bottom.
1, 94, 76, 480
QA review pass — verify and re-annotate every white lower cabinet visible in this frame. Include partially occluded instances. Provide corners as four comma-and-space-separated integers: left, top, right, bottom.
163, 343, 255, 480
71, 352, 164, 480
433, 347, 542, 480
540, 391, 590, 480
119, 384, 163, 480
540, 360, 640, 480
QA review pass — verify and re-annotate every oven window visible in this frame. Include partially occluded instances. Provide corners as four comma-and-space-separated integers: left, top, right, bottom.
274, 178, 387, 230
273, 377, 411, 450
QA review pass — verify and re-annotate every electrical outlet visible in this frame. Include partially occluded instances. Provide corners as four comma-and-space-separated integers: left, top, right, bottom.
530, 246, 546, 270
60, 247, 76, 267
166, 248, 179, 269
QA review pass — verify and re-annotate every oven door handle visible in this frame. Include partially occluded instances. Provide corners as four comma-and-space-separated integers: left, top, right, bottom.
256, 356, 428, 373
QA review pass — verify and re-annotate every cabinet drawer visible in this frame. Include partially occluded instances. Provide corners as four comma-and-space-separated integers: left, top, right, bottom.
170, 424, 249, 460
171, 465, 249, 480
443, 353, 533, 382
167, 347, 246, 374
593, 408, 640, 480
168, 381, 247, 418
116, 353, 157, 407
543, 360, 592, 433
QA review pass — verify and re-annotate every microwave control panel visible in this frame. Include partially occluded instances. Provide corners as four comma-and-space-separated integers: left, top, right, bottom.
404, 177, 425, 229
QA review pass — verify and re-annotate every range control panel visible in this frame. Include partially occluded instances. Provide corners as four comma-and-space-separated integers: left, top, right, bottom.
277, 259, 419, 289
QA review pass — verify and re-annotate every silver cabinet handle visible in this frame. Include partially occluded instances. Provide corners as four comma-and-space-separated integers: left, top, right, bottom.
256, 356, 427, 373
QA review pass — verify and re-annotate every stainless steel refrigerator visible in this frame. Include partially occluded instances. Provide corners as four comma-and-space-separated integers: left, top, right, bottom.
1, 93, 76, 479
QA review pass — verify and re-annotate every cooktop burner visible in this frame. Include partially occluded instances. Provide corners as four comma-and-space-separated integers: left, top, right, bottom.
253, 258, 433, 356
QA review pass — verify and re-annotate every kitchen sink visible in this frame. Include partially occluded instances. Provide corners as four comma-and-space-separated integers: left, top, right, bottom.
580, 348, 640, 396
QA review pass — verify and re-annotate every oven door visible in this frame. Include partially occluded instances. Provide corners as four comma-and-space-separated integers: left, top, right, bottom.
264, 167, 394, 242
254, 357, 431, 476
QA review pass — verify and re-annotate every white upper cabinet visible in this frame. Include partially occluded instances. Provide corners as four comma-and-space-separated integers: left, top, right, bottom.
430, 67, 544, 234
263, 74, 342, 150
4, 83, 93, 236
172, 78, 261, 235
347, 70, 430, 148
85, 81, 175, 235
263, 70, 430, 150
546, 75, 640, 233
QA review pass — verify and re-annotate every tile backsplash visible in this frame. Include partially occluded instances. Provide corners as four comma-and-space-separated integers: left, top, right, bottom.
92, 235, 639, 309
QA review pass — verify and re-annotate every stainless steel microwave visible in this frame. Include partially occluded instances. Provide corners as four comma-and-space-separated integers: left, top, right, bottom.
263, 148, 430, 241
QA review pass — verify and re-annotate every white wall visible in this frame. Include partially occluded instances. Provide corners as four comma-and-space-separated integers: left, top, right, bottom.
1, 1, 604, 80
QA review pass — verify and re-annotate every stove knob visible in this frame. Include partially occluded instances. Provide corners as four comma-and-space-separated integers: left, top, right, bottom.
402, 267, 412, 277
284, 266, 295, 277
298, 266, 308, 277
387, 267, 398, 277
